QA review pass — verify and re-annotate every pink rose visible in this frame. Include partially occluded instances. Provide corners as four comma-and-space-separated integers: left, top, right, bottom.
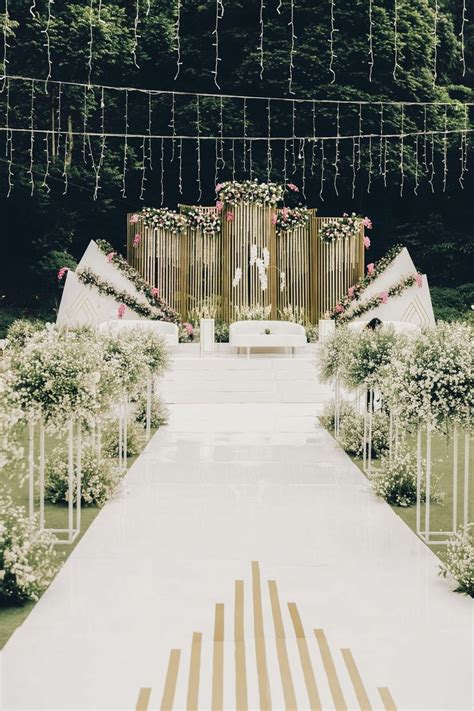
287, 183, 299, 192
348, 286, 355, 298
129, 214, 139, 224
184, 322, 194, 335
271, 214, 278, 225
363, 236, 371, 249
415, 273, 423, 288
133, 233, 141, 246
215, 200, 224, 212
335, 304, 344, 313
106, 252, 116, 262
380, 291, 388, 304
367, 263, 375, 275
117, 304, 126, 319
151, 287, 160, 298
281, 207, 289, 220
363, 216, 372, 229
226, 211, 234, 222
57, 267, 69, 281
215, 183, 224, 193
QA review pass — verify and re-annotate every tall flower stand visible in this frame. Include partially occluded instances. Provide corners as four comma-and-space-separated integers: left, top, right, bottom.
200, 318, 215, 356
118, 397, 129, 470
416, 423, 472, 545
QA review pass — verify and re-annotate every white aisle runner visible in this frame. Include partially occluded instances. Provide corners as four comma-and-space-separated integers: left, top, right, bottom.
1, 352, 472, 710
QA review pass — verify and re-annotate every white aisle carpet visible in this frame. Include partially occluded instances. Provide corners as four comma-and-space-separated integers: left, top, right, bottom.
1, 351, 472, 711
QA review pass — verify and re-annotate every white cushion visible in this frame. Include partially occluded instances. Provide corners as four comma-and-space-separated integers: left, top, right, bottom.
98, 319, 179, 346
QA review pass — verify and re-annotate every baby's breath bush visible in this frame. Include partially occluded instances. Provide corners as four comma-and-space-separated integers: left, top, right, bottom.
133, 392, 169, 429
45, 446, 122, 507
319, 399, 358, 431
338, 409, 390, 458
0, 491, 59, 603
101, 418, 145, 458
318, 327, 354, 383
6, 319, 47, 349
440, 525, 474, 596
341, 327, 399, 389
370, 446, 441, 507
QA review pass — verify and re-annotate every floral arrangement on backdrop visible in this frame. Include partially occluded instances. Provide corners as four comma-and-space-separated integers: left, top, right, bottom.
319, 212, 369, 244
215, 180, 286, 206
181, 207, 222, 235
274, 206, 310, 234
131, 207, 187, 233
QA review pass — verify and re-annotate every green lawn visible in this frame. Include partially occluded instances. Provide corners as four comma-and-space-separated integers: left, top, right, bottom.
0, 427, 142, 649
350, 431, 474, 563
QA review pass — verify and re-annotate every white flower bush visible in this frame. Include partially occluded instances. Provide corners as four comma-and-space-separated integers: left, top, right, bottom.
318, 326, 354, 382
101, 418, 145, 458
381, 322, 473, 432
338, 409, 390, 459
45, 446, 122, 507
0, 491, 59, 603
440, 525, 474, 597
341, 327, 399, 389
133, 392, 169, 430
369, 446, 441, 507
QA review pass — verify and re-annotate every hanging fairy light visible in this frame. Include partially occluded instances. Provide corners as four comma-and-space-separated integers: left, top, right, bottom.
231, 138, 236, 181
1, 0, 9, 91
442, 104, 448, 192
367, 135, 373, 192
351, 136, 357, 198
311, 100, 317, 175
291, 99, 297, 173
169, 92, 176, 161
62, 131, 69, 195
300, 138, 306, 199
460, 0, 467, 77
414, 133, 419, 195
212, 0, 224, 89
28, 80, 35, 195
393, 0, 400, 80
333, 101, 340, 195
399, 104, 405, 196
319, 139, 325, 201
432, 0, 438, 85
283, 138, 288, 184
288, 0, 296, 93
174, 0, 182, 79
82, 86, 88, 163
92, 86, 106, 200
368, 0, 374, 81
329, 0, 336, 84
249, 139, 253, 179
242, 97, 247, 173
267, 98, 272, 181
121, 89, 128, 198
178, 136, 183, 194
147, 91, 153, 169
132, 0, 140, 68
357, 102, 362, 170
87, 0, 94, 86
459, 104, 468, 187
42, 0, 53, 89
423, 105, 429, 172
259, 0, 265, 80
382, 136, 388, 187
378, 103, 384, 177
56, 81, 62, 154
160, 135, 164, 205
4, 77, 13, 196
196, 95, 202, 200
214, 138, 218, 187
428, 132, 436, 192
218, 96, 225, 169
42, 127, 51, 194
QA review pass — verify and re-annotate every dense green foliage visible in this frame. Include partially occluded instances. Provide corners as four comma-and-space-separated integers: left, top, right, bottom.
1, 0, 473, 312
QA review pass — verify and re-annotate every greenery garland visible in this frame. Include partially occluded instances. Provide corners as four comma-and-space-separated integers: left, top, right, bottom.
77, 267, 175, 322
327, 244, 404, 320
95, 240, 181, 324
274, 207, 310, 234
335, 274, 420, 325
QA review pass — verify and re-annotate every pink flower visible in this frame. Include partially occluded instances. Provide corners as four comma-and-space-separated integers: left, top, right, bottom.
287, 182, 299, 192
415, 273, 423, 288
215, 200, 224, 212
367, 263, 375, 275
133, 233, 141, 246
57, 267, 69, 281
215, 183, 224, 193
117, 304, 126, 319
226, 211, 234, 222
281, 207, 289, 220
129, 214, 139, 224
271, 214, 278, 225
363, 216, 372, 229
151, 287, 160, 298
363, 235, 371, 249
335, 303, 344, 313
380, 291, 388, 304
184, 322, 194, 335
348, 286, 355, 298
106, 252, 116, 262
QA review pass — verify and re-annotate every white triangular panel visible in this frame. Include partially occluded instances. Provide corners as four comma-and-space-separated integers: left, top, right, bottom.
354, 247, 416, 306
354, 275, 435, 327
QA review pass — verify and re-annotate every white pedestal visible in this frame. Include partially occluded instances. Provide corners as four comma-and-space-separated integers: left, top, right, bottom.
200, 318, 215, 355
318, 319, 335, 342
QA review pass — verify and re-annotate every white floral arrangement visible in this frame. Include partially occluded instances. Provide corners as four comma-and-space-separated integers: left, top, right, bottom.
279, 305, 306, 325
131, 207, 187, 233
319, 212, 363, 244
0, 492, 59, 603
338, 409, 390, 459
317, 326, 355, 382
381, 322, 473, 432
234, 304, 272, 321
182, 207, 221, 235
274, 206, 310, 234
101, 417, 145, 458
370, 446, 441, 507
216, 180, 285, 206
341, 327, 400, 389
133, 392, 169, 430
45, 446, 122, 507
440, 525, 474, 597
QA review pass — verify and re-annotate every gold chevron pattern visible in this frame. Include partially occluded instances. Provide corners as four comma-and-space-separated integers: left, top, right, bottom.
136, 562, 397, 711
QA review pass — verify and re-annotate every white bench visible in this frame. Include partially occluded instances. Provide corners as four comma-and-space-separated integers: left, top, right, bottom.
98, 319, 179, 347
229, 320, 306, 356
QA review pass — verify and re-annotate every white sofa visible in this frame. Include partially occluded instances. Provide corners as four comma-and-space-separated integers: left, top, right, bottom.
98, 319, 179, 347
229, 320, 307, 355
